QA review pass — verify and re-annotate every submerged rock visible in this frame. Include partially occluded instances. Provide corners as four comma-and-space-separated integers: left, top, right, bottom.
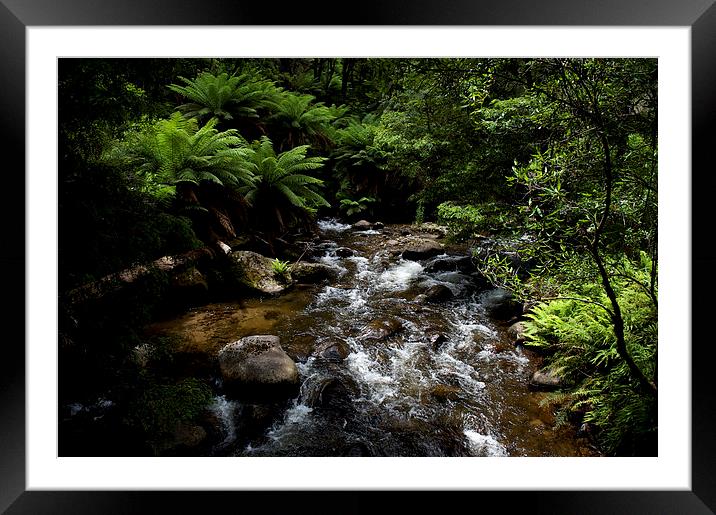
413, 293, 428, 304
229, 251, 291, 295
316, 338, 351, 361
423, 284, 454, 303
360, 318, 404, 341
335, 247, 355, 258
218, 335, 299, 398
430, 384, 462, 402
290, 262, 337, 283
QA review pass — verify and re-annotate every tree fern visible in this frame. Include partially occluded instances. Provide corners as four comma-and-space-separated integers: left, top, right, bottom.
331, 117, 389, 200
168, 71, 281, 123
105, 113, 255, 240
266, 92, 337, 150
239, 136, 329, 233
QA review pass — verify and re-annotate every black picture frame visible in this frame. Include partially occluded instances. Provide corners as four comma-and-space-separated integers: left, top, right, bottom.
3, 1, 715, 513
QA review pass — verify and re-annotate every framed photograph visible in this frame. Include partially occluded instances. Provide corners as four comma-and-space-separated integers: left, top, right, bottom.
4, 0, 715, 512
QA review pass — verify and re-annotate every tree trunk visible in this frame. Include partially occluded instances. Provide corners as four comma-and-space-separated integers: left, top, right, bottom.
594, 130, 657, 396
64, 246, 216, 306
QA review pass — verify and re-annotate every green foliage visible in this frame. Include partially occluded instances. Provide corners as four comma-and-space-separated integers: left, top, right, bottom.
126, 377, 212, 439
105, 113, 258, 239
266, 92, 338, 150
168, 71, 280, 122
522, 259, 657, 455
239, 136, 329, 233
271, 258, 292, 279
106, 113, 254, 194
436, 202, 485, 240
331, 118, 393, 205
338, 196, 375, 218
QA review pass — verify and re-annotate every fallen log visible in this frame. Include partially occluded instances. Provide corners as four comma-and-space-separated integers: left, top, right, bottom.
63, 245, 219, 306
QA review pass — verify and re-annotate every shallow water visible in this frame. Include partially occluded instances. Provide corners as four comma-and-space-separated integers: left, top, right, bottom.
150, 220, 596, 457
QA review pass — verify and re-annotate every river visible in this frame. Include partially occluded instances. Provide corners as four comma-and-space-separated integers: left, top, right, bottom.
148, 220, 596, 457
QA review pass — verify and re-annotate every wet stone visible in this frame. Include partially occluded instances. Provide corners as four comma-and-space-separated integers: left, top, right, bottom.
529, 368, 563, 391
360, 318, 404, 341
218, 335, 299, 399
423, 284, 454, 302
430, 384, 462, 402
429, 333, 449, 351
401, 239, 444, 261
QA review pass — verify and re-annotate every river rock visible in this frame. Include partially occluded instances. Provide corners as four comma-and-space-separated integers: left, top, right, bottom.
417, 222, 449, 238
352, 220, 372, 230
218, 335, 299, 398
290, 262, 337, 283
423, 284, 454, 302
172, 421, 207, 449
335, 247, 355, 258
315, 338, 350, 361
508, 321, 527, 342
360, 318, 404, 341
169, 266, 209, 306
430, 384, 462, 402
401, 239, 444, 261
482, 288, 523, 320
424, 255, 473, 273
429, 333, 449, 351
229, 251, 291, 295
529, 368, 562, 391
373, 222, 384, 230
413, 293, 428, 304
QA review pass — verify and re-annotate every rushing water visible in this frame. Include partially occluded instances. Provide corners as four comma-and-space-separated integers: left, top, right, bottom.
150, 220, 595, 457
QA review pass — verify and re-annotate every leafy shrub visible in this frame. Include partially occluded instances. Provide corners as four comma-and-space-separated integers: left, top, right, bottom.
436, 202, 485, 240
126, 377, 212, 438
522, 260, 657, 456
338, 196, 375, 218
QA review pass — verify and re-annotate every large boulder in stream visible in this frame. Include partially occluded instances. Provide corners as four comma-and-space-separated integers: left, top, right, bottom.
229, 251, 291, 295
424, 255, 473, 273
401, 239, 444, 261
290, 262, 338, 283
481, 288, 523, 320
218, 335, 299, 399
352, 220, 372, 230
